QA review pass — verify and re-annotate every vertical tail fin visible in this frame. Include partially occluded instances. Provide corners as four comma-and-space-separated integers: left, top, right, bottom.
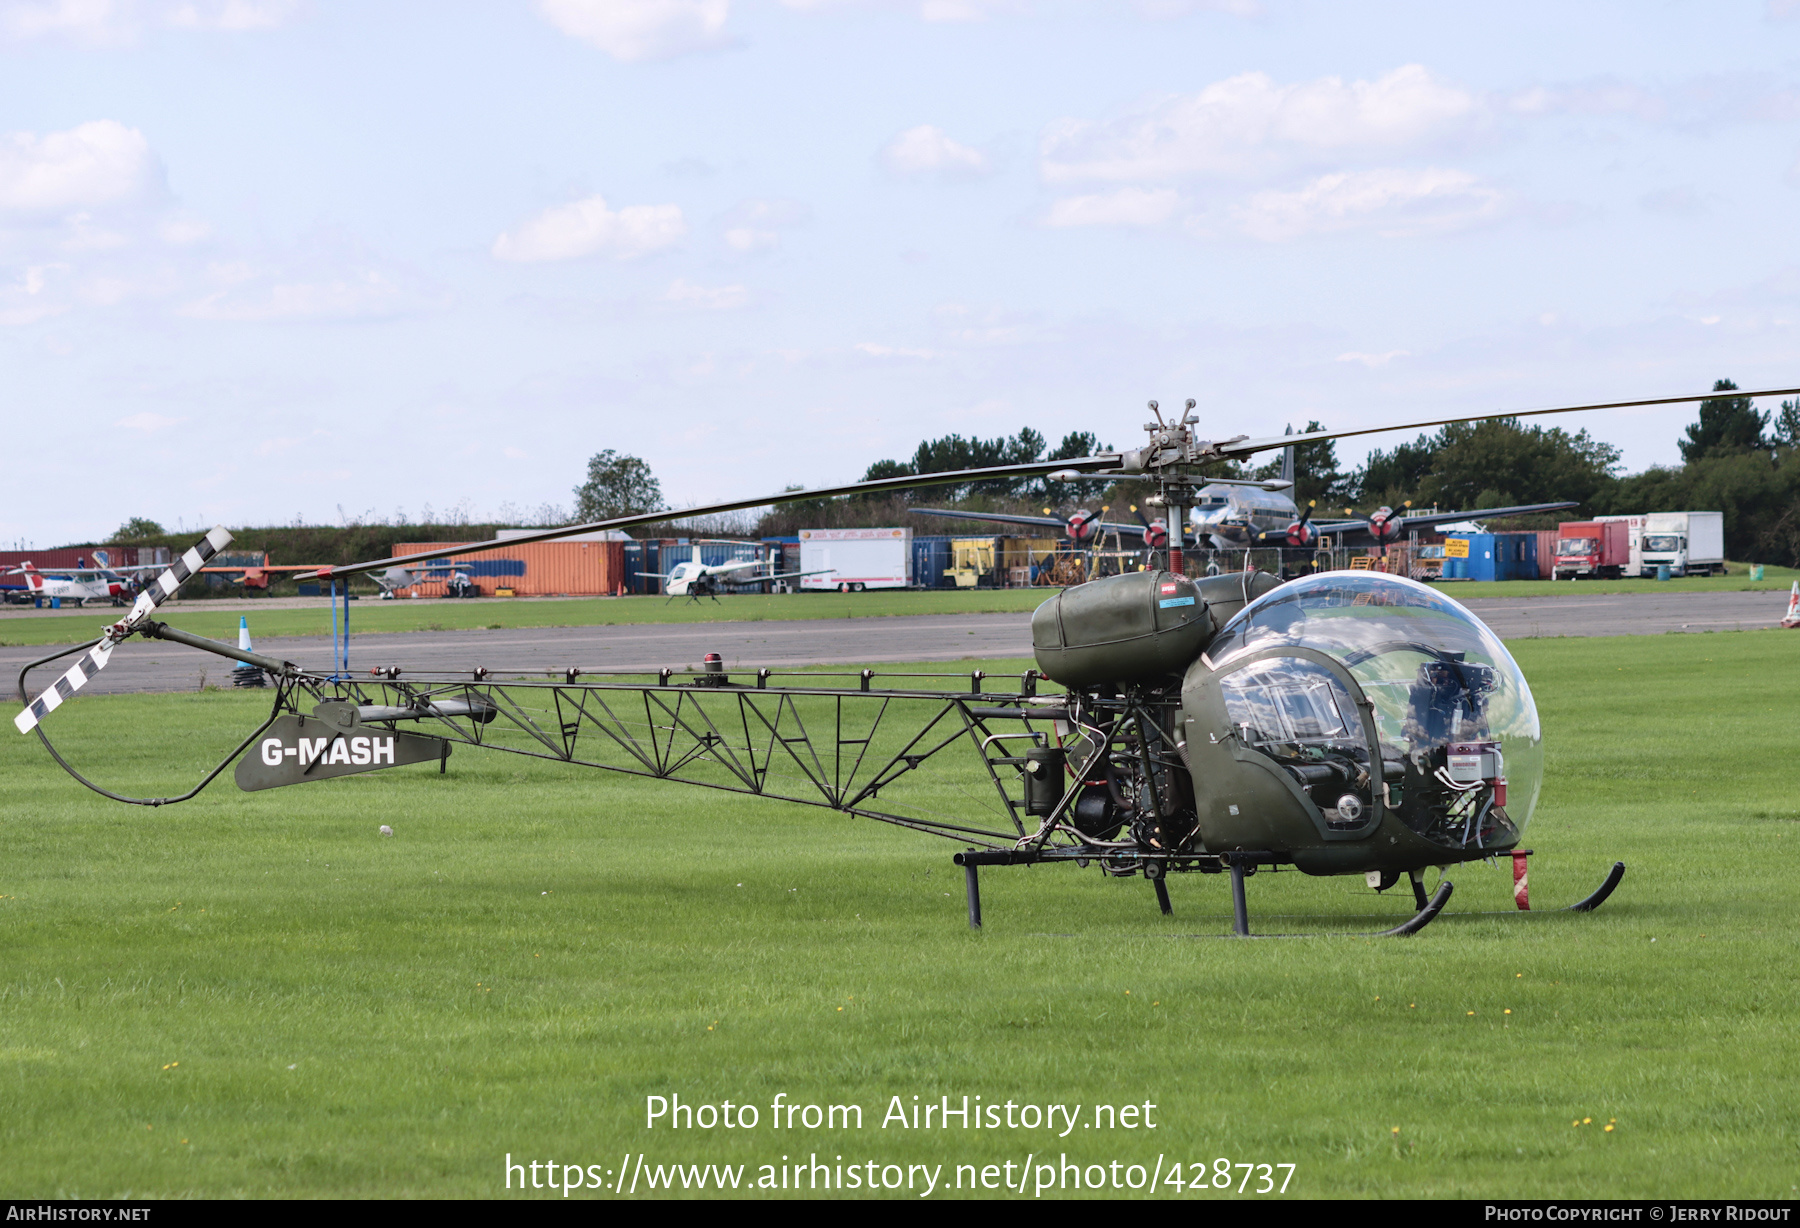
1281, 424, 1295, 487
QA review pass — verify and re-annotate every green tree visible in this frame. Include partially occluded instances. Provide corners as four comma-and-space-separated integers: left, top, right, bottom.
1421, 418, 1620, 511
109, 517, 166, 542
1040, 430, 1110, 505
1679, 379, 1769, 462
1353, 434, 1436, 507
1772, 398, 1800, 449
572, 451, 665, 522
906, 427, 1045, 499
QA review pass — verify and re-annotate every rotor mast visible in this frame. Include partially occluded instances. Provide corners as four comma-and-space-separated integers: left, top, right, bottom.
1130, 398, 1213, 576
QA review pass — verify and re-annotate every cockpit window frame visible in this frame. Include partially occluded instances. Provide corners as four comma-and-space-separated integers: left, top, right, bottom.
1210, 644, 1386, 842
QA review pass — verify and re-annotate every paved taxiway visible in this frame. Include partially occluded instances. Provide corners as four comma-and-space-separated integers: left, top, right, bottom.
2, 588, 1785, 698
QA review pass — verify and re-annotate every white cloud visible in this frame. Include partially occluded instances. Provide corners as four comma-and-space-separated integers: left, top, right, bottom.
493, 195, 687, 263
114, 411, 182, 431
1044, 186, 1180, 228
536, 0, 732, 62
0, 0, 297, 42
725, 227, 775, 252
779, 0, 1258, 19
1127, 0, 1259, 15
916, 0, 1023, 21
1042, 65, 1477, 184
718, 198, 808, 254
0, 263, 68, 325
1336, 350, 1410, 368
1231, 168, 1501, 241
157, 212, 211, 244
163, 0, 297, 30
662, 278, 747, 310
180, 258, 438, 322
855, 342, 936, 359
0, 120, 158, 213
881, 125, 990, 178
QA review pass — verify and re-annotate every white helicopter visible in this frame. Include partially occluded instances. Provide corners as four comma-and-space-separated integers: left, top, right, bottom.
640, 546, 829, 602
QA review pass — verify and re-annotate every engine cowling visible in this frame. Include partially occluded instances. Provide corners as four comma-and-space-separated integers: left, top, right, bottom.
1030, 570, 1214, 687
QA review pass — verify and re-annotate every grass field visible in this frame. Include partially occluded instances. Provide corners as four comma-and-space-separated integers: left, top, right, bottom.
1, 634, 1797, 1199
0, 589, 1055, 649
3, 567, 1795, 650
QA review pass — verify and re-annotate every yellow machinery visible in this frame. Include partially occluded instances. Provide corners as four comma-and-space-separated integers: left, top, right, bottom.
945, 538, 999, 588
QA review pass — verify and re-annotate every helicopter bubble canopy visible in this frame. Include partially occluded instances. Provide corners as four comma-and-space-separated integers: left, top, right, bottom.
1203, 571, 1543, 844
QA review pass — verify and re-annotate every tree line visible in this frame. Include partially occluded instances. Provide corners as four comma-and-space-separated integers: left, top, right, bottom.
97, 382, 1800, 567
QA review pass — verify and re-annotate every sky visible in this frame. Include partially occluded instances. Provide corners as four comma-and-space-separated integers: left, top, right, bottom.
3, 0, 1799, 547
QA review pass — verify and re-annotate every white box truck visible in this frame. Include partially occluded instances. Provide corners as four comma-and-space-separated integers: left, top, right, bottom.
1594, 514, 1646, 578
799, 527, 912, 591
1640, 511, 1725, 577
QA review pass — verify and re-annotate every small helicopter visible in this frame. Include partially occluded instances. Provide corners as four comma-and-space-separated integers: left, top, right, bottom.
15, 386, 1797, 936
638, 544, 829, 603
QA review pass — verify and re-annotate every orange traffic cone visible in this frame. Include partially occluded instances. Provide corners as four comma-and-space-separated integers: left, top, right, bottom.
1783, 581, 1800, 629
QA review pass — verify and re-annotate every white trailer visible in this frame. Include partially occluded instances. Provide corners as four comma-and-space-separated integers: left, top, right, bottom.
1641, 511, 1725, 577
1594, 514, 1647, 578
799, 527, 912, 591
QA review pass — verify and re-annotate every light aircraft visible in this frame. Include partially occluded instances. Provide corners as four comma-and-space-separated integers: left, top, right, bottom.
17, 385, 1800, 936
1, 560, 149, 606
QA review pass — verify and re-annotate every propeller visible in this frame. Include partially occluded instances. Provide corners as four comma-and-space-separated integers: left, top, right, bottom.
1284, 500, 1317, 547
1367, 499, 1414, 544
1065, 508, 1104, 542
1130, 504, 1169, 549
14, 526, 232, 734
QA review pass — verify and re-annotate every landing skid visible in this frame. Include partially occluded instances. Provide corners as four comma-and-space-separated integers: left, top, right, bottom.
954, 850, 1625, 938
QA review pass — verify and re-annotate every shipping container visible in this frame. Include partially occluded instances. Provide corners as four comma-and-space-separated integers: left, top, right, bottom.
1439, 533, 1539, 581
910, 535, 954, 589
1533, 530, 1558, 579
395, 540, 625, 596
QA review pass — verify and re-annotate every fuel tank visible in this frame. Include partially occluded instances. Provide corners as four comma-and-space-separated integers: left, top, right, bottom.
1031, 570, 1214, 686
1193, 569, 1282, 626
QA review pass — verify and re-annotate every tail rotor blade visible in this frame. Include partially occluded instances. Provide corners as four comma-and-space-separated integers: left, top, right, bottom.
16, 526, 232, 735
14, 639, 115, 734
116, 526, 232, 636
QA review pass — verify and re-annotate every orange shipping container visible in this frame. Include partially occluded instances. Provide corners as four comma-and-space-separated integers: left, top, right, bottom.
395, 540, 625, 596
1534, 530, 1557, 579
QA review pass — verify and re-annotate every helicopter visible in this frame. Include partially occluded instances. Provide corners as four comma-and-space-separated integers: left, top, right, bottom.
637, 544, 830, 603
15, 385, 1798, 936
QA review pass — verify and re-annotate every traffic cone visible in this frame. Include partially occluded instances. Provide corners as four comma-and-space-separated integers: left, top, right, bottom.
232, 615, 267, 687
1783, 582, 1800, 630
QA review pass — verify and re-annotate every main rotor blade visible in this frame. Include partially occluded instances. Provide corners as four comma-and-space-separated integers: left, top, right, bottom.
317, 457, 1122, 580
1216, 386, 1800, 459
